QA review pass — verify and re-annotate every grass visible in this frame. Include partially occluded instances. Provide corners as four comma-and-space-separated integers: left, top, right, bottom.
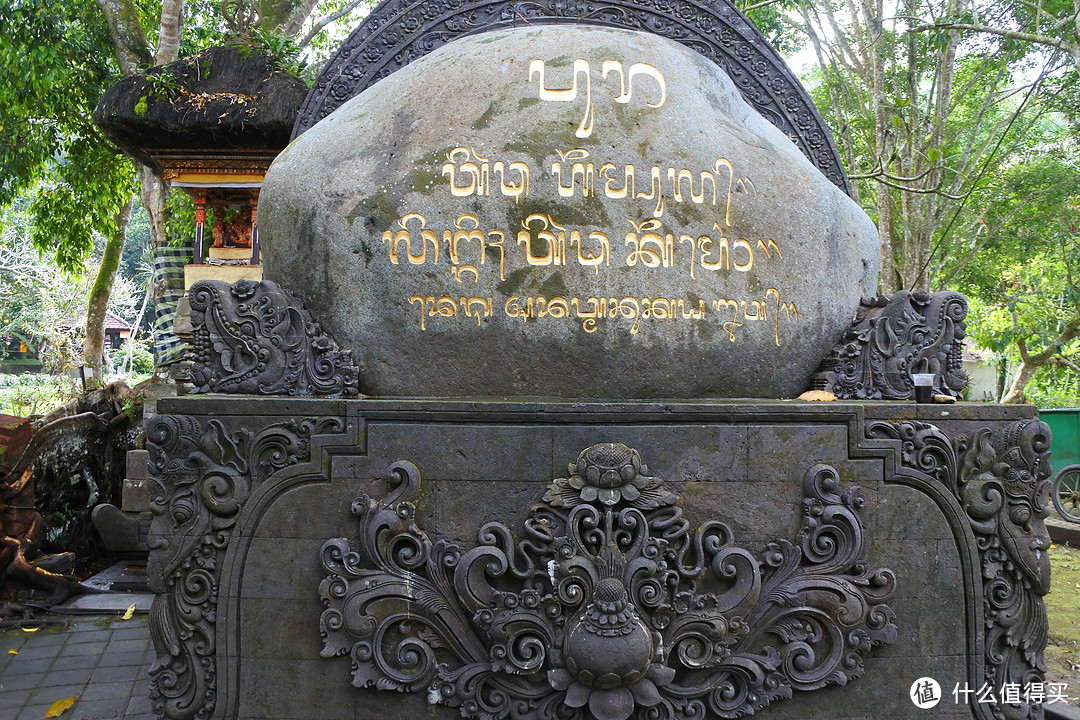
1047, 542, 1080, 703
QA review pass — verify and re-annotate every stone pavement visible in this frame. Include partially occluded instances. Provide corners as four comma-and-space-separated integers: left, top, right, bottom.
0, 597, 154, 720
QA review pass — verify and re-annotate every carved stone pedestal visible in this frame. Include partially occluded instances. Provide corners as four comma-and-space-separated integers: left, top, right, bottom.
146, 399, 1050, 720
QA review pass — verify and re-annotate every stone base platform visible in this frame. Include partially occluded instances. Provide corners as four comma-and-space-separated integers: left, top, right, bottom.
145, 398, 1051, 720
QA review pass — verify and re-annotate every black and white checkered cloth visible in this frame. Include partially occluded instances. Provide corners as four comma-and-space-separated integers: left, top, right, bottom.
152, 244, 192, 366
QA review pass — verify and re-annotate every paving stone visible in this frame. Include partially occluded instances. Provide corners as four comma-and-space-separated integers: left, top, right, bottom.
70, 696, 132, 718
43, 665, 94, 686
91, 663, 144, 683
28, 683, 87, 700
0, 687, 29, 709
109, 627, 150, 642
23, 632, 67, 648
2, 657, 55, 677
126, 693, 153, 717
103, 638, 149, 655
99, 651, 147, 669
17, 703, 56, 720
0, 614, 151, 720
4, 644, 61, 663
64, 629, 113, 645
0, 671, 46, 691
63, 641, 108, 658
78, 680, 134, 701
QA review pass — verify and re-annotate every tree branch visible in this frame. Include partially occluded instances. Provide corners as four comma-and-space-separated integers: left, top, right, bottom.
297, 0, 369, 48
742, 0, 786, 11
1049, 356, 1080, 375
910, 21, 1073, 53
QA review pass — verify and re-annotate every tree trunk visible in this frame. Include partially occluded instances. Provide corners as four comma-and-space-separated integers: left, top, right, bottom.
94, 0, 151, 75
864, 0, 898, 295
124, 275, 153, 375
1001, 360, 1037, 404
282, 0, 322, 36
154, 0, 184, 65
139, 166, 169, 249
84, 199, 133, 384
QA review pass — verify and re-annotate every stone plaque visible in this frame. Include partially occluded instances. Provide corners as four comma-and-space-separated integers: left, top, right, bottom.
146, 398, 1050, 720
261, 25, 879, 399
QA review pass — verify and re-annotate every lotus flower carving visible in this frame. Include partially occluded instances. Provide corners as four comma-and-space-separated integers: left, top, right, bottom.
319, 443, 897, 719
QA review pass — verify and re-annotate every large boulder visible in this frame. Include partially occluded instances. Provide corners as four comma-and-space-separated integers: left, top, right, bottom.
260, 24, 879, 398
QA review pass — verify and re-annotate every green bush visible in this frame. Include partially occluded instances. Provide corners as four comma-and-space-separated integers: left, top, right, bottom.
111, 345, 154, 375
0, 373, 80, 417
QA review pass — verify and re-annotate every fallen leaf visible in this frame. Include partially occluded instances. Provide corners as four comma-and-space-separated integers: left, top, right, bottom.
21, 626, 39, 632
121, 604, 136, 620
7, 649, 16, 655
797, 390, 837, 402
45, 697, 76, 717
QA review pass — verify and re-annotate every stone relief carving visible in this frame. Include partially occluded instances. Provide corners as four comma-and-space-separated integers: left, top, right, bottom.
815, 290, 968, 400
867, 419, 1051, 720
294, 0, 851, 196
146, 413, 347, 720
319, 443, 898, 720
187, 279, 359, 397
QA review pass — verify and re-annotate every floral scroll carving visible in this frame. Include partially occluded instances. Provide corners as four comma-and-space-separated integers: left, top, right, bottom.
867, 420, 1051, 720
319, 443, 897, 720
188, 279, 359, 397
815, 290, 968, 400
146, 413, 347, 720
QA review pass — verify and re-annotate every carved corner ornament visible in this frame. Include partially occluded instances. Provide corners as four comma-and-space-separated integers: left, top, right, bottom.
187, 279, 359, 397
146, 413, 349, 720
867, 419, 1052, 720
815, 290, 969, 400
319, 443, 898, 720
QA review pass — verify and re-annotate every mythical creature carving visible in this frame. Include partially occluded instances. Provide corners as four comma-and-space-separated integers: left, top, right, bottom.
187, 279, 359, 397
815, 290, 968, 400
320, 443, 897, 720
867, 420, 1051, 720
146, 413, 347, 720
294, 0, 851, 196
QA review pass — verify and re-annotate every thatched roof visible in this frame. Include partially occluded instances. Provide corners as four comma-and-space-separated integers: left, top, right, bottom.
93, 45, 308, 168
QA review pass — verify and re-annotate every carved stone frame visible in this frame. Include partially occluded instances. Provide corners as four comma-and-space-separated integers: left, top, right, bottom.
146, 400, 1049, 720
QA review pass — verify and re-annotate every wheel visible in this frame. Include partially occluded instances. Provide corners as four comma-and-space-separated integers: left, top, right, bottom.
1052, 464, 1080, 523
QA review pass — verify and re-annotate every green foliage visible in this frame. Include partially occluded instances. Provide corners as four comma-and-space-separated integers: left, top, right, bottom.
742, 0, 807, 58
793, 0, 1071, 293
0, 199, 87, 371
178, 0, 235, 56
110, 342, 154, 376
165, 189, 196, 245
951, 137, 1080, 405
0, 0, 136, 273
146, 68, 181, 99
1, 195, 149, 375
251, 27, 309, 79
0, 373, 81, 418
